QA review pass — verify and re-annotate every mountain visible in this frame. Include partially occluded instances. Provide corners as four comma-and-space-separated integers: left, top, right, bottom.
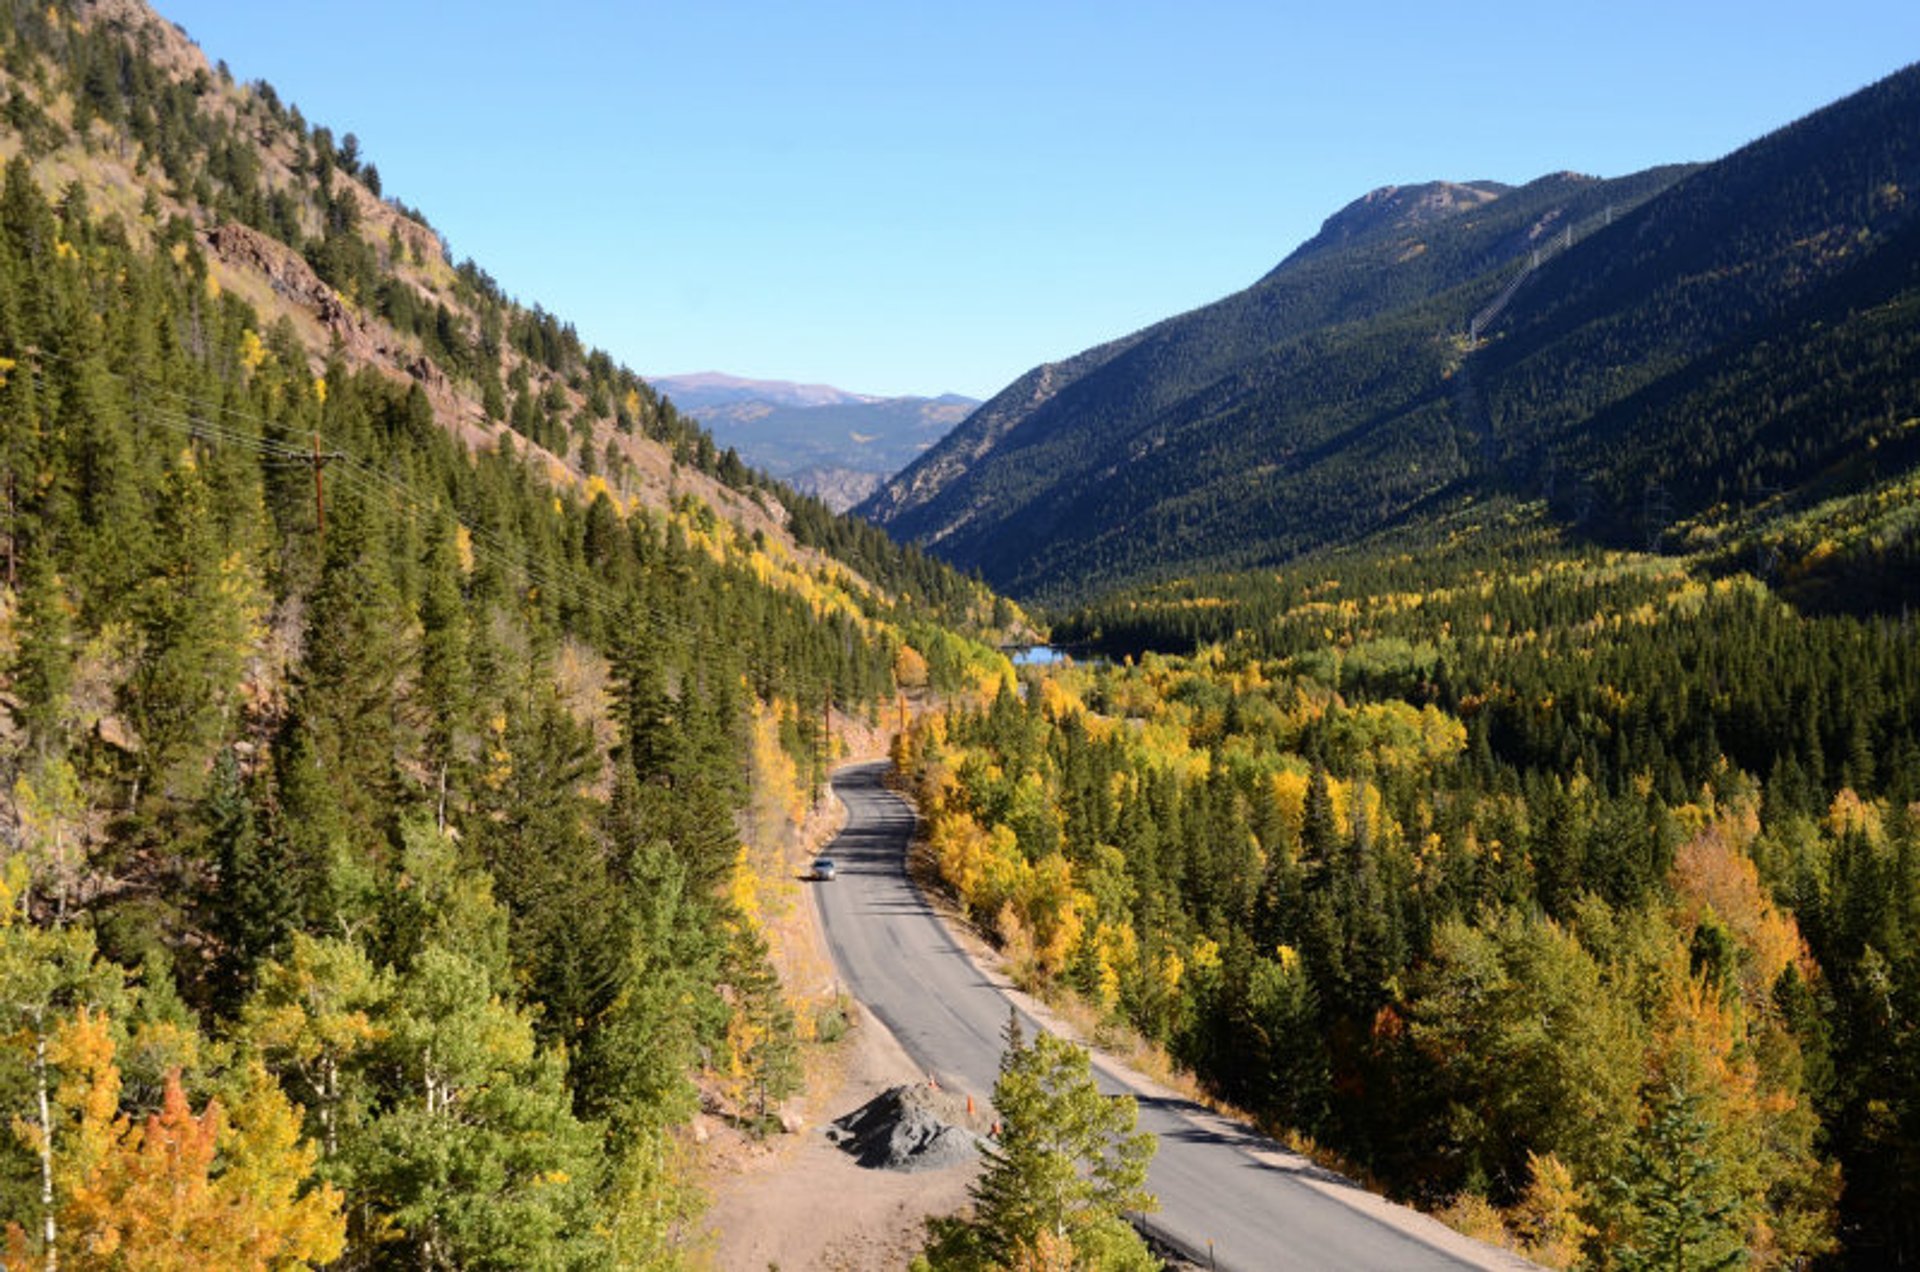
0, 4, 1015, 1267
863, 62, 1920, 607
857, 166, 1692, 595
0, 0, 998, 622
653, 373, 976, 511
649, 370, 877, 410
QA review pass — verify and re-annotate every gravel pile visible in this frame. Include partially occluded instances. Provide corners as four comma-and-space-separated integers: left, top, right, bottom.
825, 1084, 989, 1173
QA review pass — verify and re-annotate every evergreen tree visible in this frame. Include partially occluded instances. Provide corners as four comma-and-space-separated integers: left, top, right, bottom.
122, 450, 257, 811
204, 749, 295, 1014
936, 1010, 1158, 1270
9, 550, 71, 756
1611, 1083, 1747, 1272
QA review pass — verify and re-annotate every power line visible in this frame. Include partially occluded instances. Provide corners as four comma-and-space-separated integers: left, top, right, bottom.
8, 358, 649, 629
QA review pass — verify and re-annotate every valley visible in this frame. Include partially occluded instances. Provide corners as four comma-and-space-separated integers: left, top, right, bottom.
0, 2, 1917, 1269
650, 372, 975, 512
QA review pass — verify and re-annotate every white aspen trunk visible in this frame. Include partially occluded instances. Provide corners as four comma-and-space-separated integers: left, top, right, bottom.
34, 1017, 57, 1272
321, 1054, 338, 1158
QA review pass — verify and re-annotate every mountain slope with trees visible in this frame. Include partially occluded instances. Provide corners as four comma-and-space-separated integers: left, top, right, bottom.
0, 2, 1016, 1265
863, 61, 1920, 609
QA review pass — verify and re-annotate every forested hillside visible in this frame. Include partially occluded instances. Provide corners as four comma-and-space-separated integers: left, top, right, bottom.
902, 502, 1920, 1265
0, 2, 1013, 1265
858, 168, 1686, 599
864, 62, 1920, 609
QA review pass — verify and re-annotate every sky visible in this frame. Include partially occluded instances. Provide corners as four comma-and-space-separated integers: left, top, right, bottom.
156, 2, 1920, 400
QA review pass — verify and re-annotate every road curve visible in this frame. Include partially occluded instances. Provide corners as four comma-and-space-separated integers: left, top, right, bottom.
813, 760, 1534, 1272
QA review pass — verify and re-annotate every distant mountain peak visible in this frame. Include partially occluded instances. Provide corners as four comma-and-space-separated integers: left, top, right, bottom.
651, 372, 978, 511
650, 371, 878, 409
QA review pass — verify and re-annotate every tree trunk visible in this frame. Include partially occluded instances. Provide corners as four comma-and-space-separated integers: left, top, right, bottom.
34, 1016, 58, 1272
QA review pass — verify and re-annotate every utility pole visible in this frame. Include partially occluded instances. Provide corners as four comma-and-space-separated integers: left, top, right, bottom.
307, 429, 346, 538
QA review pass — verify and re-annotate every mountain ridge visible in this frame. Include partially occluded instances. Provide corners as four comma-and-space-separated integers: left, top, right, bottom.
861, 61, 1920, 606
654, 373, 977, 510
858, 165, 1691, 594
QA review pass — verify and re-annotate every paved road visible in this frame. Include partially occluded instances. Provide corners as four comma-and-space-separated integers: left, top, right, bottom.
814, 760, 1531, 1272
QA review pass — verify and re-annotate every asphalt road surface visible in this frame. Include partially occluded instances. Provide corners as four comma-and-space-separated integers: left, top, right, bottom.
813, 760, 1532, 1272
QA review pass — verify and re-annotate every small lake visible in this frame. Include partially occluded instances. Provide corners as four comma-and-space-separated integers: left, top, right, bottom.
1009, 645, 1072, 667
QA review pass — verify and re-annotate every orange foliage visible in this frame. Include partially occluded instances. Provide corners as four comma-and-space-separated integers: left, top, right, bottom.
893, 643, 930, 690
1672, 815, 1813, 1009
62, 1068, 343, 1271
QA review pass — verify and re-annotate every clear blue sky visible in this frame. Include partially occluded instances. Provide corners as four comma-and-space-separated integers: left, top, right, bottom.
158, 2, 1919, 399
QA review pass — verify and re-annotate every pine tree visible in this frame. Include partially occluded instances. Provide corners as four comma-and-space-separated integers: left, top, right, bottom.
122, 450, 258, 810
718, 918, 799, 1128
1245, 945, 1329, 1135
10, 551, 72, 755
417, 517, 471, 832
204, 750, 295, 1014
958, 1010, 1157, 1270
1611, 1083, 1747, 1272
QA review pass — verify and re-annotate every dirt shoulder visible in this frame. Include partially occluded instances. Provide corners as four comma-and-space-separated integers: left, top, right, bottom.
700, 995, 978, 1271
699, 749, 981, 1271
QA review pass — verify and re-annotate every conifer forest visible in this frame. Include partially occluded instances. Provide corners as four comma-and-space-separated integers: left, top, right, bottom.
3, 3, 1920, 1270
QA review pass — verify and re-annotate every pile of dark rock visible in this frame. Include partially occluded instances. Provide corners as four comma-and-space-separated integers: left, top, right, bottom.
825, 1083, 990, 1173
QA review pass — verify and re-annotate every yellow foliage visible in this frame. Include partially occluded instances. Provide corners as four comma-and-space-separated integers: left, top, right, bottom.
1435, 1191, 1515, 1251
1037, 676, 1081, 719
749, 703, 808, 831
1022, 854, 1084, 980
0, 853, 28, 922
727, 844, 761, 927
239, 328, 268, 372
929, 811, 1006, 912
1825, 787, 1883, 843
212, 1064, 348, 1267
893, 643, 930, 690
1005, 1227, 1076, 1271
49, 1008, 121, 1193
1157, 947, 1184, 997
1089, 921, 1139, 1012
1270, 767, 1311, 842
1509, 1151, 1595, 1269
63, 1069, 343, 1271
482, 712, 512, 790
